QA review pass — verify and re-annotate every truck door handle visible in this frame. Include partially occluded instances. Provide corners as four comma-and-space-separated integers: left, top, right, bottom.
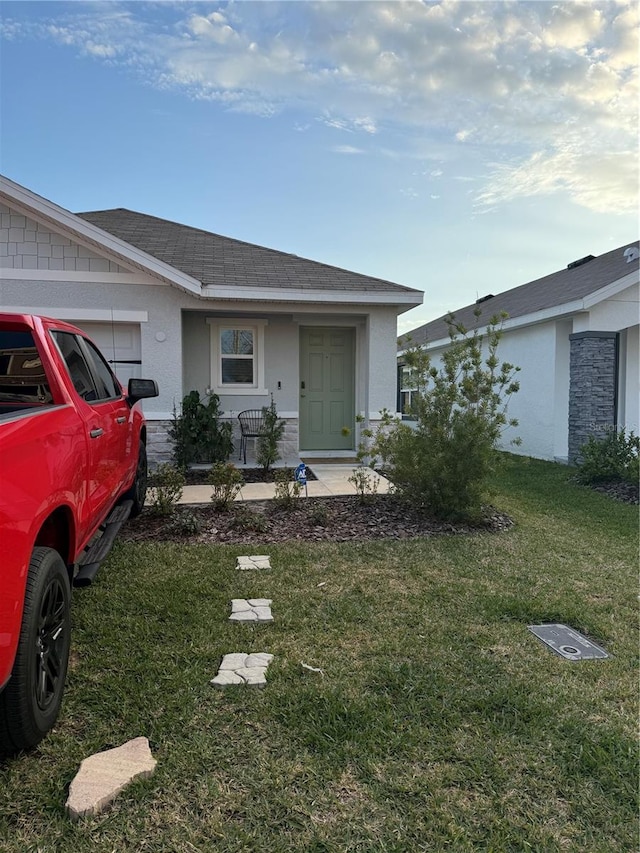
89, 428, 104, 438
116, 416, 126, 424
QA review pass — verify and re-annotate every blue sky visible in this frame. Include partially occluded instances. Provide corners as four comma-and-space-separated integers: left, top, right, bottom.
1, 0, 637, 334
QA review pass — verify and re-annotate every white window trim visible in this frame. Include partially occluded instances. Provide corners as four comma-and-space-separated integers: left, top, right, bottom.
207, 318, 268, 395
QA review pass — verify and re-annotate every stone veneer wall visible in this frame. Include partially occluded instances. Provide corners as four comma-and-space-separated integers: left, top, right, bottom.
146, 418, 299, 468
568, 332, 618, 463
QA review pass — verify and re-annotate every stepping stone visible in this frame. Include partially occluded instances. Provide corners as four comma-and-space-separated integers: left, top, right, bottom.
65, 737, 157, 821
229, 598, 273, 622
236, 555, 271, 571
210, 652, 274, 688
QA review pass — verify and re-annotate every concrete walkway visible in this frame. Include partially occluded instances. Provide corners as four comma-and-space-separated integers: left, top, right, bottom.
178, 463, 390, 504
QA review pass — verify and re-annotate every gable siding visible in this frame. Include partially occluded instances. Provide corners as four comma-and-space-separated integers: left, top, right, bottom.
0, 203, 128, 273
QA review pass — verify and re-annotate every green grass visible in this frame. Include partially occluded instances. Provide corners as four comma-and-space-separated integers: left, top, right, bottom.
1, 456, 638, 852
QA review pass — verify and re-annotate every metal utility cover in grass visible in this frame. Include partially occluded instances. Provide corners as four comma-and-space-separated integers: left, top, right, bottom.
528, 624, 609, 661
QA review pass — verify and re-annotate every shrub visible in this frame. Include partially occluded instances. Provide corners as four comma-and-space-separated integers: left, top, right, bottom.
346, 410, 398, 504
208, 462, 243, 510
147, 463, 185, 516
575, 429, 639, 485
164, 508, 204, 536
348, 467, 379, 503
387, 312, 520, 520
170, 390, 233, 468
231, 505, 269, 533
309, 502, 329, 526
256, 396, 286, 471
273, 467, 302, 507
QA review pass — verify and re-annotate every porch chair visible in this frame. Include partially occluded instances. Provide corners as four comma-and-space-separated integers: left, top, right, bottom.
237, 409, 267, 464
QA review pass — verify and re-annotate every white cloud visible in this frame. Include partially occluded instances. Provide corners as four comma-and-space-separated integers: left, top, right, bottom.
3, 1, 638, 213
332, 145, 364, 155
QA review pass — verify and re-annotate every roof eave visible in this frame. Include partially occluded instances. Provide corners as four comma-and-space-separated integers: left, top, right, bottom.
0, 175, 203, 296
200, 284, 424, 306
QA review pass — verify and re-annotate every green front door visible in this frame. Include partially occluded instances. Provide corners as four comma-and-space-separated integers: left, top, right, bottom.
299, 327, 355, 451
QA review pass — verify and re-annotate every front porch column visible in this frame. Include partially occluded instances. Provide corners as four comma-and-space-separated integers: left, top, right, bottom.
568, 331, 618, 463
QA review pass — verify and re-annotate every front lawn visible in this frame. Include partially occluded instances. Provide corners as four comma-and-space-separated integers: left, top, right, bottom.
1, 456, 637, 851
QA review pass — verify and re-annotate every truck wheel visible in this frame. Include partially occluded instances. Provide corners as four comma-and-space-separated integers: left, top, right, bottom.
0, 547, 71, 755
125, 440, 148, 518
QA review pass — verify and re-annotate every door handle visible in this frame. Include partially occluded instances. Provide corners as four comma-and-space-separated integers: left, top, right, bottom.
116, 416, 126, 424
89, 428, 104, 438
301, 381, 305, 389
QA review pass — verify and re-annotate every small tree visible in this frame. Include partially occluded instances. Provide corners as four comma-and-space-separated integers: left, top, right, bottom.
169, 390, 233, 468
387, 311, 520, 520
256, 396, 285, 472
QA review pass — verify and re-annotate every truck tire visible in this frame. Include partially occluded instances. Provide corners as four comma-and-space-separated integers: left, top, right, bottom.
0, 547, 71, 755
124, 440, 148, 518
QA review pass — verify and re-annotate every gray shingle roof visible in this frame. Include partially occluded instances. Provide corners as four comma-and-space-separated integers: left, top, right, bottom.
399, 242, 639, 349
77, 208, 421, 298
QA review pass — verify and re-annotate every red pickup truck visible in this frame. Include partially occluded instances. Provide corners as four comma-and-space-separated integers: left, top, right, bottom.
0, 313, 158, 754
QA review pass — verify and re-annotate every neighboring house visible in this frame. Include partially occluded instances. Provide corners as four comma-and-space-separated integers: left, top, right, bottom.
0, 175, 423, 463
398, 244, 640, 463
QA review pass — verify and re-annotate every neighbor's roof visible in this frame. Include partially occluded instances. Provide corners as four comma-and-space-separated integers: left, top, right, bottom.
78, 208, 421, 298
399, 241, 639, 349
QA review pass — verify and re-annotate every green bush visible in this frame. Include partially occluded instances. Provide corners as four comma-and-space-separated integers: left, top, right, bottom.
273, 467, 302, 507
164, 508, 204, 536
256, 397, 286, 471
386, 312, 520, 520
147, 463, 185, 516
348, 467, 379, 503
231, 505, 269, 533
208, 462, 243, 510
309, 502, 329, 526
169, 390, 233, 468
575, 429, 639, 485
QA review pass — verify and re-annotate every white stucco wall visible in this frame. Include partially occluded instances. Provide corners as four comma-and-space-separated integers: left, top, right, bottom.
426, 320, 566, 461
620, 324, 639, 435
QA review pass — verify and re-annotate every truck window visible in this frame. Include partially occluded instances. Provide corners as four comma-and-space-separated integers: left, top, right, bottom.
0, 330, 54, 411
52, 332, 99, 401
82, 339, 122, 400
51, 331, 121, 402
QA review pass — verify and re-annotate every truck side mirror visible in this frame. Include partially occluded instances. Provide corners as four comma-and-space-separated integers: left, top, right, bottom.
127, 378, 159, 405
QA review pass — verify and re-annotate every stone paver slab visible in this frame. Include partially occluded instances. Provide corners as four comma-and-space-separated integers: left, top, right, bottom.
210, 652, 274, 689
236, 555, 271, 570
229, 599, 273, 622
219, 652, 249, 670
65, 737, 156, 821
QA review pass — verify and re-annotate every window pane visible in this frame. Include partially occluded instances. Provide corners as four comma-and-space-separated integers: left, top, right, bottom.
0, 330, 53, 405
221, 329, 253, 355
83, 340, 122, 400
221, 357, 254, 384
52, 332, 99, 402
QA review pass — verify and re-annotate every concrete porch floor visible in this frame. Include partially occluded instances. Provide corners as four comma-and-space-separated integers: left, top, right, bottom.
174, 454, 391, 504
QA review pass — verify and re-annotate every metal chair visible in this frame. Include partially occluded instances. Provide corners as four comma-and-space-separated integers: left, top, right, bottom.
237, 409, 267, 464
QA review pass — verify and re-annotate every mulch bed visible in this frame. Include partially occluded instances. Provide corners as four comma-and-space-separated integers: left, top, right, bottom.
587, 479, 638, 505
124, 468, 636, 547
122, 495, 514, 546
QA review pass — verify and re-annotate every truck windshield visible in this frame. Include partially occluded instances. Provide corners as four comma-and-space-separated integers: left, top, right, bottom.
0, 330, 54, 411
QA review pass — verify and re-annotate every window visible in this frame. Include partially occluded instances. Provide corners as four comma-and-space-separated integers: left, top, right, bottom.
221, 328, 254, 384
0, 330, 53, 407
52, 332, 121, 402
208, 319, 267, 395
